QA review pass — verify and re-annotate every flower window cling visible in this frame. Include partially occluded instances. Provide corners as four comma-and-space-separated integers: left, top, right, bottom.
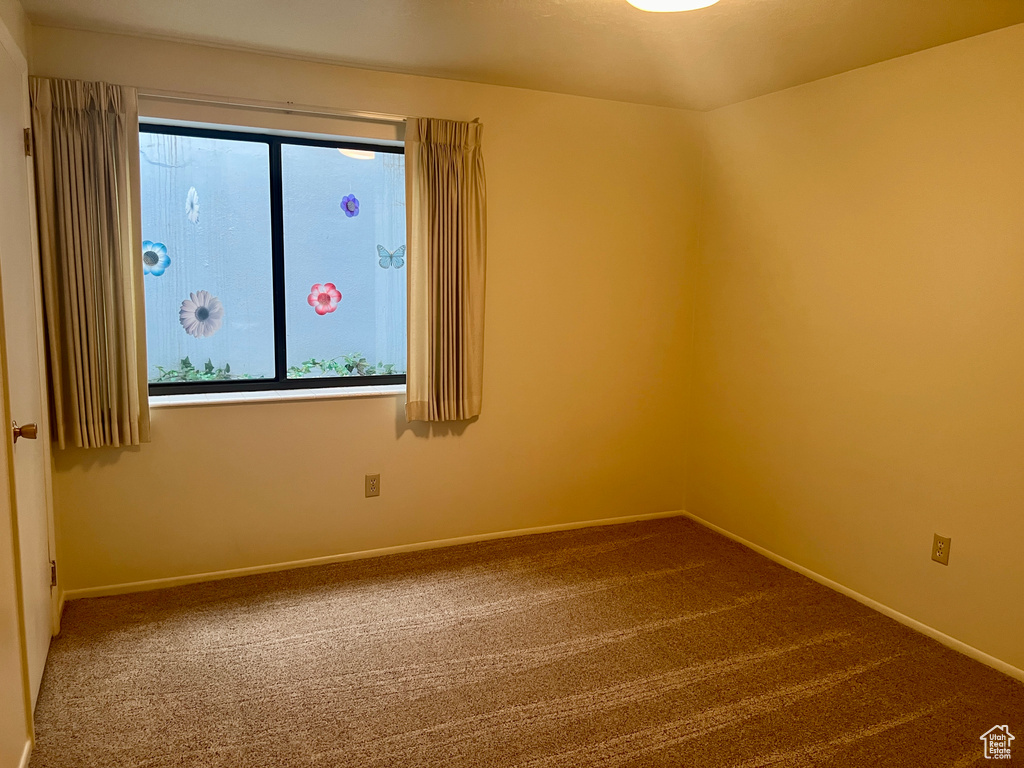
142, 241, 170, 276
179, 290, 225, 338
307, 283, 342, 315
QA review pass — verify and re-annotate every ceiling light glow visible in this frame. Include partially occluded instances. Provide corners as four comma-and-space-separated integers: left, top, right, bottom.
338, 148, 376, 160
627, 0, 720, 10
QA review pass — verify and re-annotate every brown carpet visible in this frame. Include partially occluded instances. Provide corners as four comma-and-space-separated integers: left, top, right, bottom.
30, 517, 1023, 767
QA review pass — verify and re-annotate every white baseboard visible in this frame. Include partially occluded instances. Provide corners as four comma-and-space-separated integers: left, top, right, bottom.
683, 511, 1024, 684
55, 590, 65, 634
63, 510, 686, 601
18, 739, 31, 768
56, 508, 1024, 683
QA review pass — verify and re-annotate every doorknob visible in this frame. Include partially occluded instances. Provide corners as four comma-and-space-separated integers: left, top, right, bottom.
12, 421, 37, 443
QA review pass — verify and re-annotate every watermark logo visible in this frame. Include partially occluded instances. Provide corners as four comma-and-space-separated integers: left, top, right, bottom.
980, 725, 1015, 760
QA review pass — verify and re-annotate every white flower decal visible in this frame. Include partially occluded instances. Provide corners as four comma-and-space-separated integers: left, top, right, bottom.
179, 290, 224, 338
185, 186, 200, 224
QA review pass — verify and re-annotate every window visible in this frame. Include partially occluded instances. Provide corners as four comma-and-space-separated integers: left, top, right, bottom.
139, 123, 406, 395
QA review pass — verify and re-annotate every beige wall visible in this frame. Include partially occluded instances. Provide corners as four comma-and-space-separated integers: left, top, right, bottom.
31, 27, 703, 592
0, 0, 26, 60
690, 24, 1024, 672
37, 12, 1024, 680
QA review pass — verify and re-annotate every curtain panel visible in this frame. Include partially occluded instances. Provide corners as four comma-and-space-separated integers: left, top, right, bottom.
30, 78, 150, 449
405, 117, 487, 422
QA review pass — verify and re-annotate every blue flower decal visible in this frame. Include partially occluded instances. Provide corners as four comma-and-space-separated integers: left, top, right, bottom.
341, 194, 360, 218
142, 241, 170, 276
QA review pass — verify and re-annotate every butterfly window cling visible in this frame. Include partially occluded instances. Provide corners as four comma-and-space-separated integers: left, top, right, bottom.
377, 245, 406, 270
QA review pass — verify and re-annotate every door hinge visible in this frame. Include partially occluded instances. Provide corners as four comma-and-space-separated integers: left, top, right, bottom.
24, 127, 31, 157
50, 560, 57, 588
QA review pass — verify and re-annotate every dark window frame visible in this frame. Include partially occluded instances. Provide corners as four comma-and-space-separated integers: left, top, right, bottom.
140, 122, 407, 396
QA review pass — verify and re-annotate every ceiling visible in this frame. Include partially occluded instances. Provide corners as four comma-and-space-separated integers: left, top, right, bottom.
21, 0, 1024, 111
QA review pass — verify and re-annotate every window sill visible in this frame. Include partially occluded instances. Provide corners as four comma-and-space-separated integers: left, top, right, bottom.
150, 384, 406, 409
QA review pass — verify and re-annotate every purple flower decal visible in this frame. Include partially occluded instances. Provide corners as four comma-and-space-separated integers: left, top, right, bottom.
341, 194, 360, 218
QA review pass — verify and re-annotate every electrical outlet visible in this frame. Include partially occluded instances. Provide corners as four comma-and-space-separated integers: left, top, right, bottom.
931, 533, 951, 566
365, 474, 380, 497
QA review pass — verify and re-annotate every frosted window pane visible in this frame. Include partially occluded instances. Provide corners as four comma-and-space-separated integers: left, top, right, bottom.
282, 145, 407, 378
140, 133, 275, 382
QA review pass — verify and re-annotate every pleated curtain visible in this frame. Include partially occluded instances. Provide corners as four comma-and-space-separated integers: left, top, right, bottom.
405, 118, 487, 422
30, 78, 150, 449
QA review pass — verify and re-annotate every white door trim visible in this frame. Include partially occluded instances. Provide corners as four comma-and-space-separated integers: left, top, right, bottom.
0, 8, 37, 759
0, 15, 59, 638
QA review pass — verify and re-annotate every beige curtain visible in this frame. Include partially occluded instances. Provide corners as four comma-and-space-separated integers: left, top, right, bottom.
405, 118, 487, 422
30, 78, 150, 449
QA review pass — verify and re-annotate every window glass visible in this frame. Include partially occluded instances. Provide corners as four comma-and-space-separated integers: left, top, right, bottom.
139, 124, 407, 394
139, 132, 275, 383
282, 144, 407, 379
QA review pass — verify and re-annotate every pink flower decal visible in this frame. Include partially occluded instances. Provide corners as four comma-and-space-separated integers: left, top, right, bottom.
307, 283, 342, 315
